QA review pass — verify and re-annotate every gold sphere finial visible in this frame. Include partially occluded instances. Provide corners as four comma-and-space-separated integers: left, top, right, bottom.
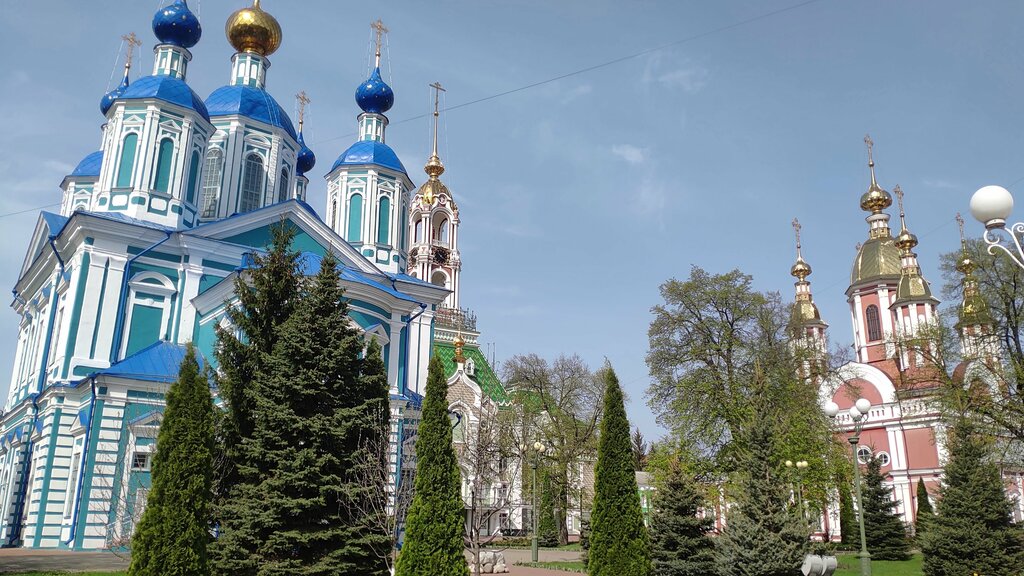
790, 218, 812, 280
860, 134, 892, 214
226, 0, 282, 57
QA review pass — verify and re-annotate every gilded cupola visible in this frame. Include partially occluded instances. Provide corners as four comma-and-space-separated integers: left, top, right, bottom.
417, 82, 453, 207
791, 218, 822, 324
891, 185, 936, 307
850, 136, 901, 286
955, 213, 992, 328
226, 0, 282, 57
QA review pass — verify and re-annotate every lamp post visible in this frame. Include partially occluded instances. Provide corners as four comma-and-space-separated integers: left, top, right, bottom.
530, 441, 546, 563
969, 185, 1024, 270
825, 398, 873, 576
785, 459, 809, 519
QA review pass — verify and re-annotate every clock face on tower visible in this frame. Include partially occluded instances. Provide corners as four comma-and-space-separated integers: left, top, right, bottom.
433, 246, 450, 265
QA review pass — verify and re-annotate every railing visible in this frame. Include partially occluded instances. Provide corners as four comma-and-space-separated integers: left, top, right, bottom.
436, 306, 477, 332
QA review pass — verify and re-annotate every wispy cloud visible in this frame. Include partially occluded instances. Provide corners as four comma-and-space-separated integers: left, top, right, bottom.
642, 53, 709, 94
559, 84, 592, 105
612, 144, 647, 165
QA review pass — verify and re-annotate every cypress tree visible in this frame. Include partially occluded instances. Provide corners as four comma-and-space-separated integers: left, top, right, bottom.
715, 402, 810, 576
211, 223, 302, 573
395, 354, 468, 576
588, 364, 651, 576
838, 480, 856, 546
861, 455, 910, 561
649, 463, 716, 576
914, 477, 934, 541
922, 422, 1024, 576
128, 344, 214, 576
537, 464, 559, 547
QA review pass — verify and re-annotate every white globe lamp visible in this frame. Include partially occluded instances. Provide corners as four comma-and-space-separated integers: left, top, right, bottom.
971, 185, 1014, 229
855, 398, 872, 415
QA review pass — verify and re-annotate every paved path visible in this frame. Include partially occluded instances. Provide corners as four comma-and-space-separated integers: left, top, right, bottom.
0, 549, 129, 573
477, 548, 585, 575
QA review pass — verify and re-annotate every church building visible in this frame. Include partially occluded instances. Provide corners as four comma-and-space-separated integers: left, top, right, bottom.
0, 1, 454, 550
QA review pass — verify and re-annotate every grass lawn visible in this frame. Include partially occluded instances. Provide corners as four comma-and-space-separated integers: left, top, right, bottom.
515, 560, 587, 572
5, 573, 126, 576
834, 553, 923, 576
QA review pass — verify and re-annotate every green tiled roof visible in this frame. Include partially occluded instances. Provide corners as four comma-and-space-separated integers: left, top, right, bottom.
434, 341, 509, 404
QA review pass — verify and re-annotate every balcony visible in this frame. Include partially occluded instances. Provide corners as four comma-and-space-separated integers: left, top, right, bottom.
436, 306, 477, 332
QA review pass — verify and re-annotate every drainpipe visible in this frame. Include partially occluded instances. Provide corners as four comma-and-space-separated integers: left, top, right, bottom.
109, 232, 174, 363
64, 376, 96, 547
6, 394, 40, 547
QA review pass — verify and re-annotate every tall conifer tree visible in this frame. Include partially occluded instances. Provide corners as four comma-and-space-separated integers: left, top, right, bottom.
914, 477, 934, 541
922, 422, 1024, 575
649, 463, 716, 576
395, 354, 468, 576
588, 364, 651, 576
129, 344, 214, 576
861, 456, 910, 561
838, 479, 856, 546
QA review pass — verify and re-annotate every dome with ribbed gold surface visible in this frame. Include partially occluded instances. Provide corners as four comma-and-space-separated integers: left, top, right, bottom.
226, 0, 281, 57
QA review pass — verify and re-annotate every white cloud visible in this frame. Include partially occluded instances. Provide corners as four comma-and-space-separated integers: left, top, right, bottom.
612, 144, 646, 165
642, 53, 709, 94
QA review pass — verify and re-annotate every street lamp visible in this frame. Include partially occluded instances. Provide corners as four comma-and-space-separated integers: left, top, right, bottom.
969, 185, 1024, 270
785, 459, 809, 519
824, 398, 873, 576
530, 441, 546, 563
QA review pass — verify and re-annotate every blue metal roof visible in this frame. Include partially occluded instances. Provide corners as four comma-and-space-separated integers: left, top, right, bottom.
330, 140, 407, 174
206, 85, 297, 140
40, 212, 69, 236
70, 151, 103, 178
99, 341, 202, 383
118, 74, 210, 121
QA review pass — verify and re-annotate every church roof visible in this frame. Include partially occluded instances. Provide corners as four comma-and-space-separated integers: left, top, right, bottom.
434, 341, 508, 404
850, 236, 902, 286
97, 341, 203, 383
70, 151, 103, 178
119, 75, 210, 122
331, 140, 407, 174
206, 85, 297, 140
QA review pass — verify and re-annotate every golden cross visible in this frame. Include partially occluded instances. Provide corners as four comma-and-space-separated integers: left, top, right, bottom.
864, 134, 874, 159
894, 184, 904, 214
295, 91, 311, 130
792, 218, 802, 257
372, 19, 389, 64
956, 212, 966, 243
122, 32, 142, 70
429, 82, 446, 157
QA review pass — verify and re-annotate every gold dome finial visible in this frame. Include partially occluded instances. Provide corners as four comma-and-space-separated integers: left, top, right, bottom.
226, 0, 282, 57
893, 185, 918, 252
419, 82, 448, 206
371, 19, 388, 68
860, 134, 893, 214
454, 332, 466, 364
122, 32, 143, 73
790, 218, 812, 280
955, 212, 976, 275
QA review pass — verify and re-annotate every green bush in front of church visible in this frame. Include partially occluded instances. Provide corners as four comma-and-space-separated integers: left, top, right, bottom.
861, 455, 910, 561
395, 354, 468, 576
587, 364, 652, 576
922, 422, 1024, 576
128, 343, 214, 576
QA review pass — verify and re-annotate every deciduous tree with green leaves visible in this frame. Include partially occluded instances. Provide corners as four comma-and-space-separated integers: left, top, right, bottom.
395, 354, 468, 576
588, 364, 651, 576
128, 344, 214, 576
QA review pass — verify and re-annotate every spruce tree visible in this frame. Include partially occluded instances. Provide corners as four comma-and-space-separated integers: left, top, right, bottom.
715, 401, 810, 576
922, 422, 1024, 576
588, 364, 651, 576
914, 477, 934, 542
211, 223, 302, 573
128, 344, 214, 576
649, 463, 716, 576
838, 480, 856, 546
861, 455, 910, 561
395, 354, 468, 576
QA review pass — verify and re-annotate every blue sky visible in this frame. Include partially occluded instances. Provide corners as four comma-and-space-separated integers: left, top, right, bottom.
1, 0, 1024, 441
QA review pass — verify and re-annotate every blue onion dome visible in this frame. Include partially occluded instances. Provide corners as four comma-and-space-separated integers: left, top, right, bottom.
99, 72, 130, 116
152, 0, 202, 49
355, 67, 394, 114
296, 132, 316, 176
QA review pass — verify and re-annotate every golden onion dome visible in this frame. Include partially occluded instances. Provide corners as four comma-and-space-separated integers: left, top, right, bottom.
850, 236, 902, 285
794, 299, 821, 322
226, 0, 282, 57
894, 228, 918, 252
790, 258, 812, 280
418, 179, 449, 206
956, 253, 976, 276
860, 182, 893, 214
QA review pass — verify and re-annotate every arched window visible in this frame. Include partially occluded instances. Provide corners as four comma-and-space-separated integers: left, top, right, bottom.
414, 218, 423, 243
200, 149, 223, 218
377, 196, 391, 245
866, 305, 882, 342
436, 218, 450, 244
116, 133, 139, 188
185, 150, 200, 205
278, 168, 290, 202
153, 138, 175, 194
431, 270, 447, 288
348, 193, 363, 242
240, 154, 264, 213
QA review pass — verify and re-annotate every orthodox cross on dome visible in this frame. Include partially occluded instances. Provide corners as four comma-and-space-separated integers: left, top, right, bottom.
295, 90, 311, 132
894, 184, 908, 230
792, 217, 803, 259
372, 19, 388, 67
864, 133, 878, 184
430, 81, 446, 157
122, 32, 143, 72
956, 212, 966, 244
